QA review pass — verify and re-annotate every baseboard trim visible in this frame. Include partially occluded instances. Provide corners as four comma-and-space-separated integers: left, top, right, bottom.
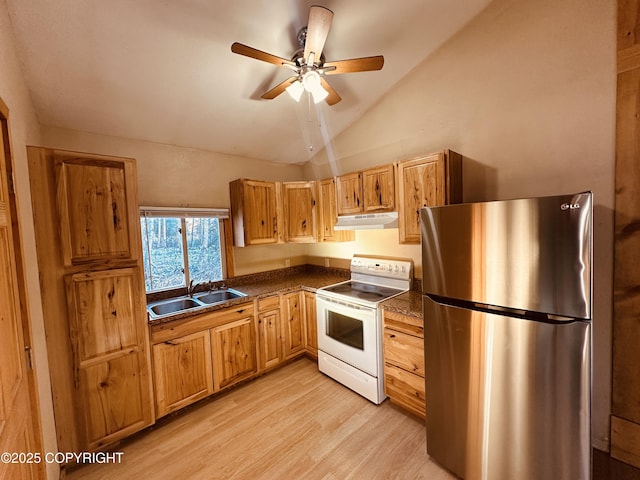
593, 447, 640, 479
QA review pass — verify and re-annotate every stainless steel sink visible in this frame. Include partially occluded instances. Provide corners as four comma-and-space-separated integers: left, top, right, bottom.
147, 288, 247, 318
195, 289, 246, 305
148, 297, 202, 317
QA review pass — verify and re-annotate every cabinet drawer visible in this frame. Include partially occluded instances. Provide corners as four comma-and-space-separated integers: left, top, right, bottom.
258, 295, 280, 311
383, 328, 424, 376
383, 310, 424, 337
384, 364, 426, 418
151, 302, 254, 343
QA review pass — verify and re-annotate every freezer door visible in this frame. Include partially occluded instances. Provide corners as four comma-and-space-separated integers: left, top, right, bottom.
424, 296, 591, 480
420, 192, 592, 319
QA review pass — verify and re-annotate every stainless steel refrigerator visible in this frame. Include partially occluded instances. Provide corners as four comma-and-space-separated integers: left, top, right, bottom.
420, 192, 592, 480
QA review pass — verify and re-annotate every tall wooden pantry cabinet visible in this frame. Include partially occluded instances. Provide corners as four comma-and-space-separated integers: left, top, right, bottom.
27, 147, 154, 453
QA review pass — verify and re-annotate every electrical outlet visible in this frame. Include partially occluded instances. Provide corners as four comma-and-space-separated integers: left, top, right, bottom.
285, 258, 291, 267
324, 257, 330, 267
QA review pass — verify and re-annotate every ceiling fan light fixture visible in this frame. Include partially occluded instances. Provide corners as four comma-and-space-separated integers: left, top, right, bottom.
286, 80, 304, 102
301, 70, 328, 104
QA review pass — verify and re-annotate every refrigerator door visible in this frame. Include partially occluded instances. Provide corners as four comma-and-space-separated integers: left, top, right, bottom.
424, 296, 591, 480
420, 192, 592, 319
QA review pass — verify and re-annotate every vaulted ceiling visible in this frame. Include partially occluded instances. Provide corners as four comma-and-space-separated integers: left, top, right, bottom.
6, 0, 491, 164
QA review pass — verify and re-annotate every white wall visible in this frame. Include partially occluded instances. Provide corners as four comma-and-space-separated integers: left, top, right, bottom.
305, 0, 615, 451
0, 1, 58, 478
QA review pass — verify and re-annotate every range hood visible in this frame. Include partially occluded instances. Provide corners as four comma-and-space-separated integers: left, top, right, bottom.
334, 211, 398, 230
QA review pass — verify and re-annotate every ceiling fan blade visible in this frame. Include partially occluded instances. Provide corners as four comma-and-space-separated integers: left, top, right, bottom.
261, 77, 298, 100
231, 42, 296, 68
303, 6, 333, 64
320, 78, 341, 106
323, 56, 384, 75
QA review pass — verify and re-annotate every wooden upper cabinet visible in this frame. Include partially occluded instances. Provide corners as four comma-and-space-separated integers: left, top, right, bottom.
336, 164, 395, 215
282, 181, 317, 243
396, 150, 462, 244
230, 179, 282, 246
317, 178, 354, 243
362, 164, 395, 212
55, 153, 139, 266
336, 172, 362, 215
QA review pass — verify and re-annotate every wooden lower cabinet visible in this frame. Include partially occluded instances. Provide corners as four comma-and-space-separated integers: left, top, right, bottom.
303, 291, 318, 357
211, 315, 257, 391
281, 291, 306, 359
257, 295, 282, 371
149, 292, 318, 419
382, 310, 425, 418
66, 267, 154, 449
152, 331, 213, 418
150, 302, 256, 416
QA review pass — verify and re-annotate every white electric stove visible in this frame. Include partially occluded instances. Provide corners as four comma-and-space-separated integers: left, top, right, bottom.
316, 256, 413, 403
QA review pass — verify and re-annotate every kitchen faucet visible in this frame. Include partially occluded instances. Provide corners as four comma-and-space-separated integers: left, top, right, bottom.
187, 280, 201, 297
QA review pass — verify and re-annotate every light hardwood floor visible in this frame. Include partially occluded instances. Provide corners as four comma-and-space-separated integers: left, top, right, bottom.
64, 358, 455, 479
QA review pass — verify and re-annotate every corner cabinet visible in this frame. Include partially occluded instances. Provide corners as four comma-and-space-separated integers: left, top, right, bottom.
230, 179, 282, 246
282, 181, 317, 243
27, 147, 154, 453
396, 150, 462, 244
382, 310, 425, 418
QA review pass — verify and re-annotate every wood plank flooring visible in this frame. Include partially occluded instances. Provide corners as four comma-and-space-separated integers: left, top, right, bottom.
64, 358, 454, 479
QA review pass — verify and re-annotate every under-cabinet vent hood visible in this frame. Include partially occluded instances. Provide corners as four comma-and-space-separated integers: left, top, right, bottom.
334, 212, 398, 230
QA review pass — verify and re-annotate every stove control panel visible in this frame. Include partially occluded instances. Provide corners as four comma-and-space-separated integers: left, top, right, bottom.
351, 256, 413, 281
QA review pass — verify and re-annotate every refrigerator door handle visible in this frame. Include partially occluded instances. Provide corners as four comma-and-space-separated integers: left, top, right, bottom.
428, 294, 587, 325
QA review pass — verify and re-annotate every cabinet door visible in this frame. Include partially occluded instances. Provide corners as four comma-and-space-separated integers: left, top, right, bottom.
230, 179, 281, 246
211, 316, 257, 391
336, 172, 362, 215
362, 164, 395, 212
66, 267, 154, 449
257, 306, 282, 370
384, 364, 426, 418
317, 178, 354, 242
303, 291, 317, 356
283, 181, 317, 242
397, 153, 445, 244
152, 331, 213, 418
281, 292, 305, 359
383, 329, 424, 376
56, 154, 138, 265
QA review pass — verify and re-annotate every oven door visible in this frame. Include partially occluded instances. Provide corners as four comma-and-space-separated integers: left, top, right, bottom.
316, 294, 379, 376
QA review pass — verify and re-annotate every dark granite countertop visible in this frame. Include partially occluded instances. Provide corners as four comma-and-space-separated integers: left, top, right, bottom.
382, 290, 423, 319
148, 264, 426, 326
147, 265, 350, 326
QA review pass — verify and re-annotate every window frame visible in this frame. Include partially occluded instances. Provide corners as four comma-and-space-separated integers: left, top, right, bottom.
140, 206, 230, 293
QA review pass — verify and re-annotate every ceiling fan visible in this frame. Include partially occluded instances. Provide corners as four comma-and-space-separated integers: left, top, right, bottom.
231, 5, 384, 106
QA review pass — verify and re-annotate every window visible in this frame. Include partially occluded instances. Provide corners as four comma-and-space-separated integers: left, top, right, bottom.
140, 207, 228, 292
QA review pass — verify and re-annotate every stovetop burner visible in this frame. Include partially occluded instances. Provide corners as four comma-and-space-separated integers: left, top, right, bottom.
321, 280, 405, 303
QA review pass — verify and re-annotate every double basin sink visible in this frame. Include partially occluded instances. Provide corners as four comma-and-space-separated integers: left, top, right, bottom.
147, 288, 246, 319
